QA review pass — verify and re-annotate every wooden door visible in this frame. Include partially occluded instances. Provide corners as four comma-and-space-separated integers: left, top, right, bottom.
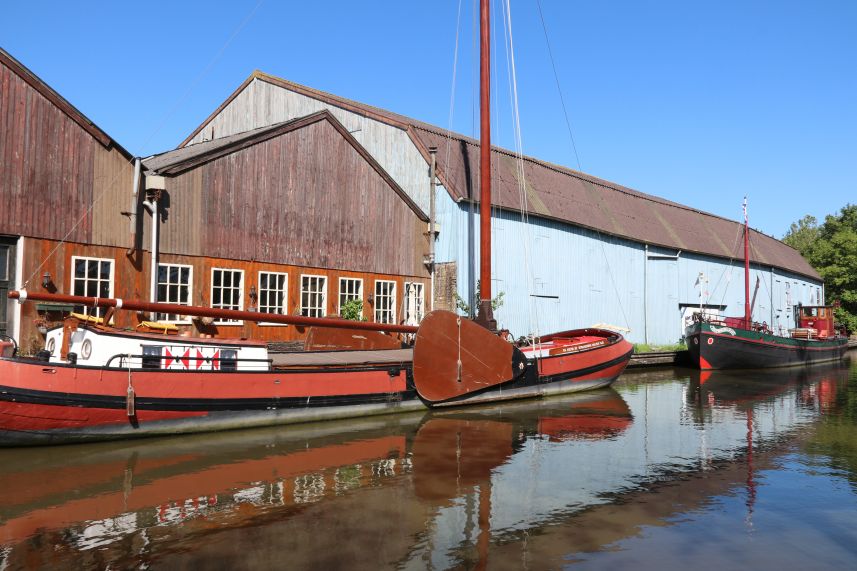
0, 239, 12, 337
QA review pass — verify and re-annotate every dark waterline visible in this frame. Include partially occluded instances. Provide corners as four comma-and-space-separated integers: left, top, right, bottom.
1, 357, 856, 569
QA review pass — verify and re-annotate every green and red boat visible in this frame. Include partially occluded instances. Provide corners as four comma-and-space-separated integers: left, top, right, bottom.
685, 201, 848, 370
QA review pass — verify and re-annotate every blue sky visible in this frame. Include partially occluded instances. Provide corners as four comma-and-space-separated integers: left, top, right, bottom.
3, 1, 855, 238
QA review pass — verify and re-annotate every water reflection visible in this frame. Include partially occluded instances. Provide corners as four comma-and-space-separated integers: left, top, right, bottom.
0, 360, 855, 569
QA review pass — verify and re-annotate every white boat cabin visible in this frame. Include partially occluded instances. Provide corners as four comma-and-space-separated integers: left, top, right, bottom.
43, 317, 269, 371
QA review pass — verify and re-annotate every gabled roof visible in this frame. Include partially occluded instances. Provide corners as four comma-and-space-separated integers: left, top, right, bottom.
180, 71, 819, 280
147, 110, 427, 221
0, 47, 132, 160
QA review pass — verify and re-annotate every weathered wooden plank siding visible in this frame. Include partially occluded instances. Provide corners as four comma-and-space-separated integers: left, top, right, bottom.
0, 57, 134, 247
185, 79, 432, 214
161, 119, 429, 278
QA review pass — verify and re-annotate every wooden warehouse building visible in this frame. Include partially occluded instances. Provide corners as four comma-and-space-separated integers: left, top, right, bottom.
0, 49, 430, 353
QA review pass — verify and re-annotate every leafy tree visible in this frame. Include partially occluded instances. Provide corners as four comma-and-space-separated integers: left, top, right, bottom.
784, 204, 857, 333
783, 215, 819, 254
454, 280, 505, 316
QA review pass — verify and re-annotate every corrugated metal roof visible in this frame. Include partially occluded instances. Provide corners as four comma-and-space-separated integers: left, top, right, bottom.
181, 71, 819, 280
411, 125, 818, 279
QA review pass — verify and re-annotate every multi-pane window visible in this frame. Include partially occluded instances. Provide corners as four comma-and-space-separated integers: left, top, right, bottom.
300, 275, 327, 318
374, 280, 396, 324
71, 256, 113, 317
338, 278, 363, 315
156, 264, 192, 322
403, 282, 425, 325
258, 271, 288, 317
211, 268, 243, 324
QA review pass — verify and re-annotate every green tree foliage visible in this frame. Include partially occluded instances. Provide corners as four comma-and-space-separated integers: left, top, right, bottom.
339, 299, 367, 321
453, 280, 505, 315
784, 204, 857, 333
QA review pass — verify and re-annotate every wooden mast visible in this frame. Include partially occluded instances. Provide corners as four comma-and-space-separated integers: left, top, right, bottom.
743, 198, 751, 327
476, 0, 496, 331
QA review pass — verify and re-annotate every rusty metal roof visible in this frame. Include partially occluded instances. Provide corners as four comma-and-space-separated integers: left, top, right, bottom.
411, 125, 818, 279
183, 72, 819, 280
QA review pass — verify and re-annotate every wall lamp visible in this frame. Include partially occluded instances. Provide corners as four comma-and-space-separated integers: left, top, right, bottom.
42, 272, 53, 289
248, 285, 258, 311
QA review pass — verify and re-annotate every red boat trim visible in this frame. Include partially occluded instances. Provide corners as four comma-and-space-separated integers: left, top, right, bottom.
536, 349, 633, 384
703, 331, 846, 352
0, 357, 409, 376
0, 384, 417, 412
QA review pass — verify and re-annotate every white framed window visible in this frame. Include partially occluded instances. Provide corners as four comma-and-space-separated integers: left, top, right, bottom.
374, 280, 396, 324
71, 256, 114, 317
338, 277, 363, 316
156, 263, 193, 322
211, 268, 243, 324
403, 281, 425, 325
258, 271, 288, 325
300, 275, 327, 318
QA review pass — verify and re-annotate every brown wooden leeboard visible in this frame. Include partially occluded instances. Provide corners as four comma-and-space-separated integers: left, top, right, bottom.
304, 326, 404, 351
413, 310, 526, 403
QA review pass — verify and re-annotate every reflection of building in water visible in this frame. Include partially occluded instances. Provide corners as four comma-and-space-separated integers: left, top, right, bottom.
0, 366, 848, 569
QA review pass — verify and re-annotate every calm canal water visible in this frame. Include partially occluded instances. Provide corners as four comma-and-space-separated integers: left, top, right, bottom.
1, 356, 856, 570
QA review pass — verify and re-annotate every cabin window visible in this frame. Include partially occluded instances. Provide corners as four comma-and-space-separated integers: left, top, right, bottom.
403, 282, 425, 325
300, 275, 327, 318
374, 280, 396, 324
156, 264, 193, 322
338, 278, 363, 316
71, 256, 114, 317
220, 349, 238, 372
142, 345, 162, 369
211, 268, 244, 324
258, 271, 288, 320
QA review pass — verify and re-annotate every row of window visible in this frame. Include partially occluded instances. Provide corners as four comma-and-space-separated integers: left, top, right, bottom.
70, 256, 425, 325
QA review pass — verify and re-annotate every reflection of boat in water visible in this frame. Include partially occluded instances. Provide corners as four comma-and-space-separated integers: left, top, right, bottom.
412, 391, 633, 504
687, 360, 848, 410
0, 390, 631, 568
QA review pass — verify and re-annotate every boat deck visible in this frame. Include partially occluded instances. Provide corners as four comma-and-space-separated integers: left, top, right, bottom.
271, 348, 413, 367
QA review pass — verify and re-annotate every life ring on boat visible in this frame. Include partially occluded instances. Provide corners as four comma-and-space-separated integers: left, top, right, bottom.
707, 338, 714, 345
0, 334, 17, 358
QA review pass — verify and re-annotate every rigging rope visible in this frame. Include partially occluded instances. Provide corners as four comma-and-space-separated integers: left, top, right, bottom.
500, 0, 541, 342
535, 0, 582, 171
529, 0, 630, 333
711, 222, 744, 308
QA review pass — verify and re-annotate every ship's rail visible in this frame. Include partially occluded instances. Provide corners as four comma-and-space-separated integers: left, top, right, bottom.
104, 353, 273, 371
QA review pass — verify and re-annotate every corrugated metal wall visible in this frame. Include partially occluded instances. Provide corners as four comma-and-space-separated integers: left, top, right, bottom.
434, 201, 822, 344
